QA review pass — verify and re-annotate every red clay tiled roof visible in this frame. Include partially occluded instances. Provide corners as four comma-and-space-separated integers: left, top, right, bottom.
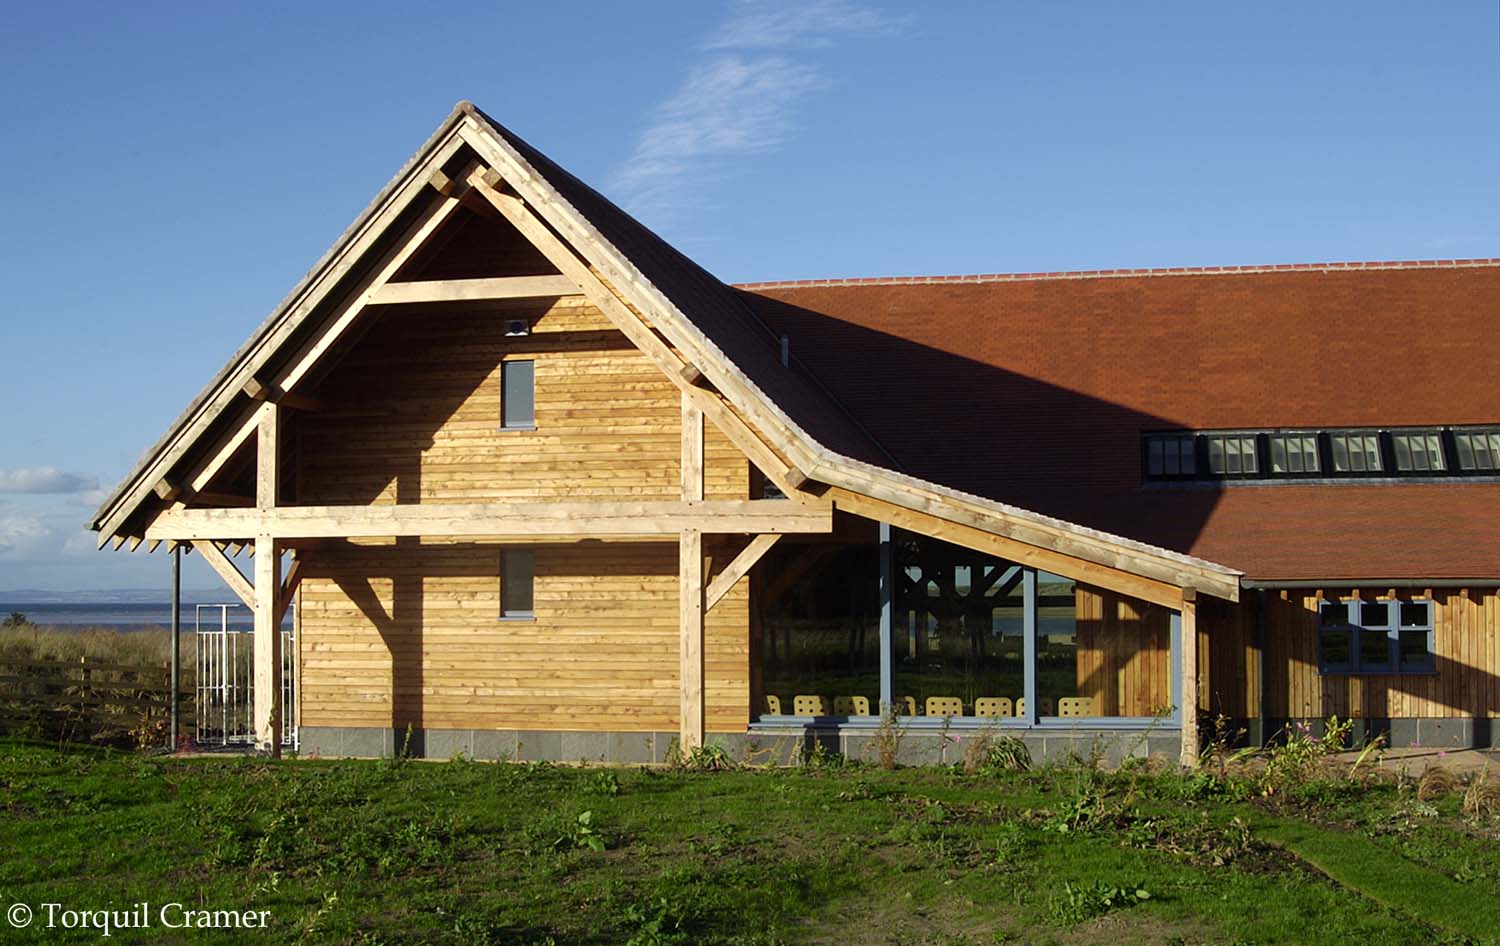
740, 266, 1500, 581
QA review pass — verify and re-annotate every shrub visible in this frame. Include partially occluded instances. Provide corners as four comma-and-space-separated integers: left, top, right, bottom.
1462, 764, 1500, 818
1417, 764, 1459, 801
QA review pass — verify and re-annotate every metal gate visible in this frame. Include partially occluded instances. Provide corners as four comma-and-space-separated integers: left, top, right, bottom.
194, 604, 296, 748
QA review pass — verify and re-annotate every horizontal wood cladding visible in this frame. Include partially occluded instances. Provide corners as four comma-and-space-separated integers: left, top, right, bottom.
298, 541, 750, 734
297, 296, 748, 506
1199, 589, 1500, 721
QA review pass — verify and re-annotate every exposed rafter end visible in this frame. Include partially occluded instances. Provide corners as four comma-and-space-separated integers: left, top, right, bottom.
244, 376, 327, 413
153, 479, 183, 502
784, 466, 812, 491
427, 168, 471, 200
678, 363, 706, 387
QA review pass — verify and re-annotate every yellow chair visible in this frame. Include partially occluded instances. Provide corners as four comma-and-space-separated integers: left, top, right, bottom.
1015, 697, 1056, 717
793, 694, 828, 716
1058, 697, 1095, 718
833, 695, 872, 716
895, 695, 918, 716
925, 696, 964, 718
764, 694, 782, 715
974, 697, 1013, 718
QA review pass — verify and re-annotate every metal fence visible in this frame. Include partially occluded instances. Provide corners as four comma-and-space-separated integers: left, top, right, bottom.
194, 605, 296, 748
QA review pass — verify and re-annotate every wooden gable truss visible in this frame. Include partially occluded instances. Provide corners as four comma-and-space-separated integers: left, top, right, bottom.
90, 104, 1241, 759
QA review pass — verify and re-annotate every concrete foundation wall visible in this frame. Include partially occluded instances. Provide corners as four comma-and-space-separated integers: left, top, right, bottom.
1262, 716, 1500, 750
298, 724, 1182, 766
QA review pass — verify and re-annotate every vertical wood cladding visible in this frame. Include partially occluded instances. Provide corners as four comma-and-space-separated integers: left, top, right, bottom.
295, 297, 751, 734
1201, 589, 1500, 722
1074, 586, 1172, 717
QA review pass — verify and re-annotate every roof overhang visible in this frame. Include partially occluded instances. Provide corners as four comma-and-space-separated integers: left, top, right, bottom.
91, 102, 1242, 605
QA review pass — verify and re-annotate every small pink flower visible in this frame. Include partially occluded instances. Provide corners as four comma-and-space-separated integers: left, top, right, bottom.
1438, 750, 1448, 759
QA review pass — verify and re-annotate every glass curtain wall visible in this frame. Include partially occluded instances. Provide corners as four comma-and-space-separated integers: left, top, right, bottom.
757, 541, 881, 718
756, 528, 1175, 723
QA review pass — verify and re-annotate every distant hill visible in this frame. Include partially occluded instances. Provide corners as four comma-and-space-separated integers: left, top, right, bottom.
0, 589, 227, 604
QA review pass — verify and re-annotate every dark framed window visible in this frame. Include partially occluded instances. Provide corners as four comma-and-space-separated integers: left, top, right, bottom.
1390, 429, 1445, 474
1268, 432, 1320, 475
1144, 433, 1196, 479
1203, 433, 1259, 477
1326, 430, 1383, 475
500, 549, 535, 619
501, 360, 535, 429
1319, 597, 1433, 675
1451, 428, 1500, 473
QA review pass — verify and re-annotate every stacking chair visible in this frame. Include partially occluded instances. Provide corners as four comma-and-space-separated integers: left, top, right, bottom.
833, 695, 872, 716
1014, 697, 1056, 717
925, 696, 964, 718
764, 694, 783, 715
1058, 697, 1095, 718
793, 694, 828, 716
974, 697, 1014, 718
894, 695, 918, 716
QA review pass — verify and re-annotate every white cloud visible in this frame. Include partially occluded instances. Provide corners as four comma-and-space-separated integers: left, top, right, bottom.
0, 501, 49, 561
612, 1, 905, 221
0, 467, 100, 494
705, 0, 907, 50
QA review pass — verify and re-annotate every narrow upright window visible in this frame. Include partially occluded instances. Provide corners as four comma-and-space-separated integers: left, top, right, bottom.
501, 549, 535, 619
501, 360, 535, 429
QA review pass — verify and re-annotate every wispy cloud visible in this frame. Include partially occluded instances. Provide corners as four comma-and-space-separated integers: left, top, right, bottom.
0, 467, 99, 494
0, 501, 48, 561
705, 0, 905, 49
612, 0, 907, 222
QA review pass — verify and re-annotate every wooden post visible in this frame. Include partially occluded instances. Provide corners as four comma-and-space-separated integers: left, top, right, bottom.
681, 395, 703, 502
170, 545, 180, 751
679, 392, 705, 750
1179, 589, 1199, 768
679, 528, 705, 751
254, 534, 282, 755
254, 405, 282, 755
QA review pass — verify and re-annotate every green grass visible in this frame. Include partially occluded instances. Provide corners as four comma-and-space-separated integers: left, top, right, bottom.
1, 740, 1497, 945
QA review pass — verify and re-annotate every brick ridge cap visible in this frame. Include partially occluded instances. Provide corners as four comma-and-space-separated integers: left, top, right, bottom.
733, 257, 1500, 289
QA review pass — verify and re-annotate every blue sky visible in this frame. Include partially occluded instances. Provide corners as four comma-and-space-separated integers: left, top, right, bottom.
1, 1, 1497, 591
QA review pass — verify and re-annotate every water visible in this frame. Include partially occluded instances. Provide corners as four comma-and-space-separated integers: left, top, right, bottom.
0, 602, 290, 632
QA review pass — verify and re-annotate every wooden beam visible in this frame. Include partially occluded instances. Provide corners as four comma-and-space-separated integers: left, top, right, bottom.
253, 534, 282, 756
784, 466, 811, 491
681, 394, 703, 503
145, 499, 833, 541
679, 363, 705, 386
705, 533, 782, 611
369, 275, 578, 305
191, 540, 255, 609
828, 487, 1184, 611
679, 528, 704, 751
153, 479, 182, 502
275, 554, 303, 625
245, 377, 327, 413
1180, 592, 1199, 768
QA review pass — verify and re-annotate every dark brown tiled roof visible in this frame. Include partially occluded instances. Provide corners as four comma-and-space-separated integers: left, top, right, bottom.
741, 267, 1500, 581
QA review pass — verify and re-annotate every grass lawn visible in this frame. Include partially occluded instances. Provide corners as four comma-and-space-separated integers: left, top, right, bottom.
2, 739, 1498, 945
